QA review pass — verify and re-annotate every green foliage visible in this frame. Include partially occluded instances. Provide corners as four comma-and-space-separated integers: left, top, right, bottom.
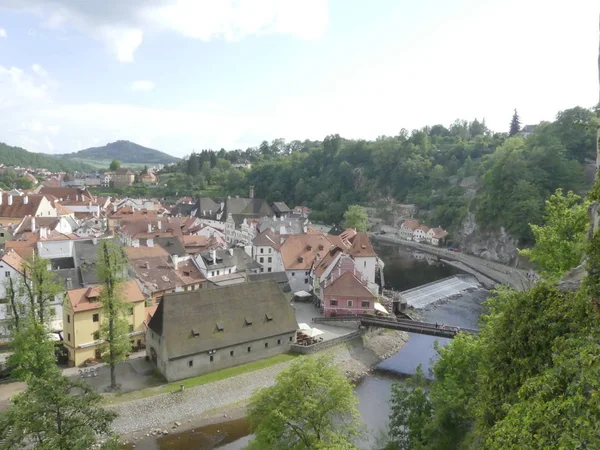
0, 142, 95, 172
246, 356, 362, 449
109, 160, 120, 171
509, 109, 521, 137
8, 319, 59, 381
343, 205, 369, 231
0, 372, 117, 450
16, 176, 34, 190
97, 240, 130, 390
519, 189, 589, 278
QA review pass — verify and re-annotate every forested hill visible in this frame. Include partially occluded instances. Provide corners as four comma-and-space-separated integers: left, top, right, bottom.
171, 106, 596, 246
0, 142, 94, 172
58, 140, 180, 164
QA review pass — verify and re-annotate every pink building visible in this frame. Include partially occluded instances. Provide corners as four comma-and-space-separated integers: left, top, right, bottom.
322, 269, 376, 317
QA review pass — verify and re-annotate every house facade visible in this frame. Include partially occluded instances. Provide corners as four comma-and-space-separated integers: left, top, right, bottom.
322, 270, 377, 317
146, 280, 298, 382
399, 219, 420, 241
0, 193, 57, 226
413, 225, 430, 242
112, 169, 135, 187
62, 280, 146, 366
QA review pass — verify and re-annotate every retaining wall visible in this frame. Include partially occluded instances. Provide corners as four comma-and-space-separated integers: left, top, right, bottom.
290, 329, 364, 355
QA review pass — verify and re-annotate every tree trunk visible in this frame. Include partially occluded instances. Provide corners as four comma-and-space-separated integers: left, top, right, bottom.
104, 243, 117, 390
7, 277, 19, 331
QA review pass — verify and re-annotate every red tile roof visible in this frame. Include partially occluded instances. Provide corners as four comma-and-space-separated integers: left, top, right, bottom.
67, 280, 145, 312
323, 271, 375, 298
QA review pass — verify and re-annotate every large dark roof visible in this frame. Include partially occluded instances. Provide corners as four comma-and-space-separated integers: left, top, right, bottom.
154, 237, 186, 256
148, 279, 298, 360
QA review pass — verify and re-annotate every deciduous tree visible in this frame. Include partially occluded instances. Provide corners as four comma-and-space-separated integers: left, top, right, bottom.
246, 356, 363, 449
97, 240, 130, 390
343, 205, 369, 232
109, 160, 120, 171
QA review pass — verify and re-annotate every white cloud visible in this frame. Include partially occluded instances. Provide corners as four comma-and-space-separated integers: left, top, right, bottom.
0, 28, 7, 38
6, 0, 328, 62
130, 80, 156, 91
31, 63, 48, 77
0, 65, 50, 105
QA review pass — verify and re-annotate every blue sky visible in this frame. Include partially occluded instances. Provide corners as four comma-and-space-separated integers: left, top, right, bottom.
0, 0, 598, 156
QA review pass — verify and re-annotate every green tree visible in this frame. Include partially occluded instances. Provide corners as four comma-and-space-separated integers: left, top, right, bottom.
519, 189, 588, 278
509, 109, 521, 137
97, 240, 130, 390
9, 319, 58, 381
16, 176, 34, 190
20, 256, 63, 326
343, 205, 369, 231
387, 366, 432, 450
0, 372, 118, 450
109, 160, 120, 171
246, 356, 363, 449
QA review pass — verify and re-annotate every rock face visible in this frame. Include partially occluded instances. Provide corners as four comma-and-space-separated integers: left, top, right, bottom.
457, 212, 519, 265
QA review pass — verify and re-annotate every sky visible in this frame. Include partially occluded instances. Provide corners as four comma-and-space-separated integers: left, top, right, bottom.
0, 0, 598, 157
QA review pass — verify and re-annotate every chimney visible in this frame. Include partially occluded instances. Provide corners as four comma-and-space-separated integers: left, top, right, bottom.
92, 237, 98, 245
147, 238, 154, 247
66, 278, 72, 290
211, 249, 216, 262
147, 222, 152, 233
172, 254, 179, 269
0, 192, 2, 205
31, 217, 36, 232
7, 195, 12, 206
23, 195, 28, 205
157, 221, 162, 230
249, 185, 254, 199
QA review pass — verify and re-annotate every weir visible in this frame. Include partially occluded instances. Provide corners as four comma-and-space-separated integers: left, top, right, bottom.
400, 274, 480, 309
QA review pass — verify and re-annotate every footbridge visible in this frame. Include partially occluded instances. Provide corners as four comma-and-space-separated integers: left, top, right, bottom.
313, 316, 478, 339
371, 234, 536, 291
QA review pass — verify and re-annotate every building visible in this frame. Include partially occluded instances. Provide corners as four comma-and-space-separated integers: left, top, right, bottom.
0, 193, 58, 226
271, 202, 291, 218
426, 227, 449, 246
112, 168, 135, 187
193, 248, 259, 286
322, 269, 377, 317
62, 280, 146, 366
0, 250, 26, 337
38, 187, 93, 202
520, 124, 538, 138
399, 219, 420, 241
146, 280, 298, 382
279, 233, 333, 293
252, 228, 285, 273
413, 225, 430, 242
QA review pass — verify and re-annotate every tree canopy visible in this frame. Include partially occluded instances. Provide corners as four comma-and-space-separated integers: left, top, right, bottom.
109, 160, 120, 171
343, 205, 369, 232
246, 356, 363, 449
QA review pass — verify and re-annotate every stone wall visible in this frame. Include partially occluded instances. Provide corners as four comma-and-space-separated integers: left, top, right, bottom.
290, 329, 364, 355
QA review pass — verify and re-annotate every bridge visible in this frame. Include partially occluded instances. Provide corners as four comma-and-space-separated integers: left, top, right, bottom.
313, 316, 478, 339
370, 233, 536, 291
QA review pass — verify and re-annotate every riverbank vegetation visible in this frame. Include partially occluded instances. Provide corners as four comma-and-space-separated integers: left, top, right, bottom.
381, 187, 600, 449
152, 106, 595, 246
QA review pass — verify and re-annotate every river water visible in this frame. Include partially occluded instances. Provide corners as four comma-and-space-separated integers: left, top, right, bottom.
135, 242, 488, 449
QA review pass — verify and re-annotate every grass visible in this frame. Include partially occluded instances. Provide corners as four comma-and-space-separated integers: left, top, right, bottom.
104, 353, 299, 405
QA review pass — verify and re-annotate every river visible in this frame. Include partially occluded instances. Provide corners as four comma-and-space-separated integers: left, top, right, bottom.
134, 242, 488, 449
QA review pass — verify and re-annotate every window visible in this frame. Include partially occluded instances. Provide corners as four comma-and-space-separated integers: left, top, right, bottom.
211, 271, 215, 276
247, 346, 251, 353
304, 278, 308, 284
230, 350, 234, 356
268, 248, 272, 253
260, 268, 264, 273
330, 299, 338, 306
49, 307, 56, 316
362, 301, 370, 308
289, 336, 293, 342
4, 271, 9, 277
217, 270, 220, 276
264, 342, 268, 348
267, 268, 272, 272
364, 261, 367, 268
347, 300, 353, 308
268, 257, 272, 263
129, 324, 134, 333
67, 314, 70, 324
188, 360, 193, 367
260, 248, 264, 253
259, 257, 264, 263
93, 313, 99, 322
210, 355, 214, 362
305, 271, 310, 276
291, 272, 295, 276
277, 339, 281, 345
93, 331, 100, 340
67, 333, 71, 342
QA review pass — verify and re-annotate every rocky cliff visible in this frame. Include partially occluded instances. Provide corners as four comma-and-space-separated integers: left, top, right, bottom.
456, 212, 519, 265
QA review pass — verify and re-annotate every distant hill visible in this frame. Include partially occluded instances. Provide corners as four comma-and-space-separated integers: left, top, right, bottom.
0, 142, 95, 172
58, 140, 180, 165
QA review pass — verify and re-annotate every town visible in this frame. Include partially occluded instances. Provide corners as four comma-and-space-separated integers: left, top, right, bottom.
0, 168, 397, 381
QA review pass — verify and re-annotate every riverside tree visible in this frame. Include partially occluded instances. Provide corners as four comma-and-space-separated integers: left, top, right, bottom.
343, 205, 369, 232
246, 356, 363, 449
0, 373, 118, 450
98, 240, 130, 390
519, 188, 589, 279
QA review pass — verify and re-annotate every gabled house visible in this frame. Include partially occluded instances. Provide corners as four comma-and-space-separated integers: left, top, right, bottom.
413, 225, 430, 243
321, 269, 377, 317
38, 187, 93, 202
270, 202, 291, 218
252, 228, 286, 274
279, 233, 333, 293
426, 227, 448, 246
63, 280, 146, 366
146, 280, 298, 382
0, 193, 58, 226
399, 219, 420, 241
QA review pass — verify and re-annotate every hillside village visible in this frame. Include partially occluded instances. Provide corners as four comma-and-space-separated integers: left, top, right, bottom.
0, 181, 387, 379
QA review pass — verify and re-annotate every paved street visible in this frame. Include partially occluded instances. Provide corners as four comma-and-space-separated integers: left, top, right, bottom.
293, 301, 358, 341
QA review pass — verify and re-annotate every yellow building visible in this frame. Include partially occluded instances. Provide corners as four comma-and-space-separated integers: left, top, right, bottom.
63, 280, 146, 366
